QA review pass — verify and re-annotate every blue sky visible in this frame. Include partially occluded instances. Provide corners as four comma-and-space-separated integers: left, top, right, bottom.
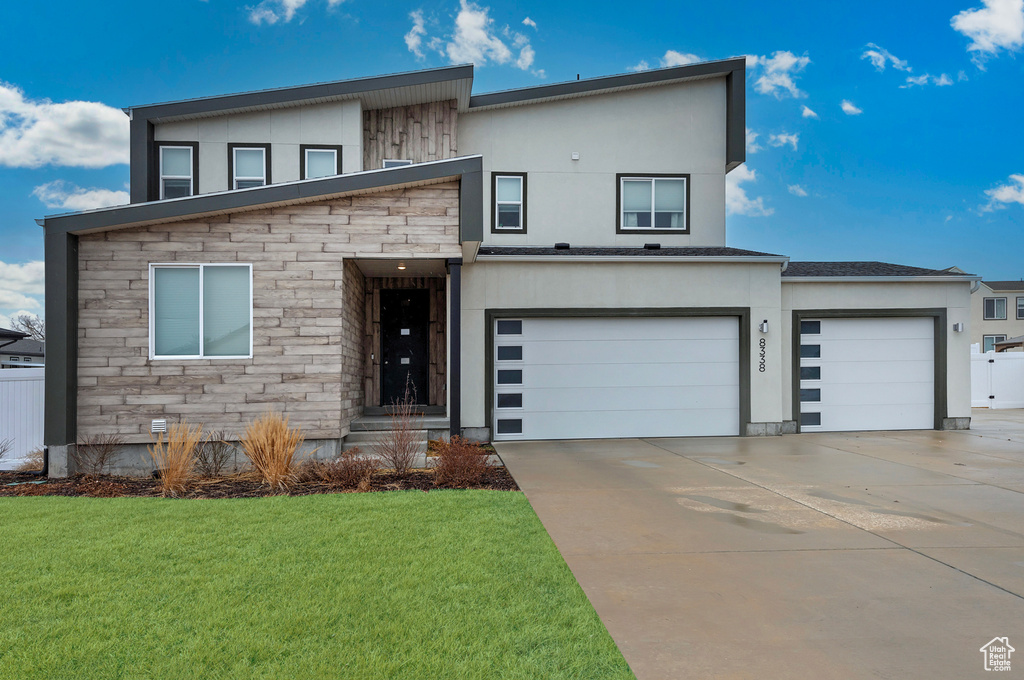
2, 0, 1023, 323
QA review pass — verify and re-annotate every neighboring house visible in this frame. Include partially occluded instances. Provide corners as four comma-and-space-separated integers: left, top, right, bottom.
0, 327, 44, 369
970, 280, 1024, 352
39, 59, 977, 476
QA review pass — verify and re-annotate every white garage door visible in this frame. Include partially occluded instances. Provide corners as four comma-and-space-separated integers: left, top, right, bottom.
798, 317, 934, 432
493, 316, 740, 441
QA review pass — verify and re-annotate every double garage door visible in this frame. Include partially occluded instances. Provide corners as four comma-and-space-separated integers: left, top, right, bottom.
492, 316, 740, 441
491, 315, 937, 441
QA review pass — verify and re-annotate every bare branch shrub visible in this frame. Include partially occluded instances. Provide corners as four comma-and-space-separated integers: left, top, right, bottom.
0, 437, 12, 462
196, 431, 234, 477
16, 447, 45, 472
240, 411, 305, 491
433, 436, 490, 488
148, 421, 203, 496
73, 432, 127, 475
9, 313, 45, 341
299, 448, 380, 488
371, 387, 422, 477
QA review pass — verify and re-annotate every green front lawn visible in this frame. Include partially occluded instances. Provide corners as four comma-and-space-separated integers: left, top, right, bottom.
0, 492, 633, 679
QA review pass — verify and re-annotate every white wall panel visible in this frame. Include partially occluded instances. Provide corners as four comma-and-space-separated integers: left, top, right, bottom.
0, 368, 44, 468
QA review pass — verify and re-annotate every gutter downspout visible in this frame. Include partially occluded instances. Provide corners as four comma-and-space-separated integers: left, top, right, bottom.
970, 280, 981, 294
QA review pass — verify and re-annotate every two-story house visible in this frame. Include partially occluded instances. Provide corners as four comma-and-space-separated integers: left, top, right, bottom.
970, 280, 1024, 351
41, 59, 977, 475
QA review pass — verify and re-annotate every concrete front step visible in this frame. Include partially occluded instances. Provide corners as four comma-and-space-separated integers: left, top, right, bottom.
342, 439, 429, 454
349, 415, 450, 432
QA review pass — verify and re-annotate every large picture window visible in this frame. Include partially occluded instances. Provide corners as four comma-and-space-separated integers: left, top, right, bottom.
158, 143, 198, 199
228, 144, 271, 190
149, 264, 253, 359
617, 174, 689, 232
491, 173, 526, 232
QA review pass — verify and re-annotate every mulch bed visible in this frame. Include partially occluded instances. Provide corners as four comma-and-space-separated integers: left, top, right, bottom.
0, 467, 519, 499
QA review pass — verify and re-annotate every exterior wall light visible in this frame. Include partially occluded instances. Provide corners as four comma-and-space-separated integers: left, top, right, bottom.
758, 320, 769, 333
953, 322, 964, 332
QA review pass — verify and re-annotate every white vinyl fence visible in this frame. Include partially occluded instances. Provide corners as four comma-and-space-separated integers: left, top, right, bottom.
972, 352, 1024, 409
0, 367, 44, 469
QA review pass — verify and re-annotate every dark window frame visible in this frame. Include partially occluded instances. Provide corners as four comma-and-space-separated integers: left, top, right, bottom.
983, 334, 1007, 353
156, 141, 199, 200
227, 143, 272, 190
491, 172, 527, 234
983, 297, 1007, 320
616, 173, 691, 234
1017, 296, 1024, 320
299, 144, 344, 180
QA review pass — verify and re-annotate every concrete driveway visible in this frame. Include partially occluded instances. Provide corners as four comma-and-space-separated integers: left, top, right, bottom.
495, 409, 1024, 679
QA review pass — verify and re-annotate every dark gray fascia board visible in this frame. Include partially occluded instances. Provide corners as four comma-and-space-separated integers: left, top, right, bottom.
469, 57, 746, 172
43, 156, 484, 238
126, 65, 474, 121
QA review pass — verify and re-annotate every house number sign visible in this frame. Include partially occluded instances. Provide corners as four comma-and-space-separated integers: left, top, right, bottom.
758, 337, 766, 373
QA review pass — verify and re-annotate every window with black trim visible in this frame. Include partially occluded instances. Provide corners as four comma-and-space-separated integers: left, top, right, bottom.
1017, 297, 1024, 320
984, 297, 1007, 320
300, 145, 343, 180
983, 335, 1007, 353
617, 174, 689, 232
158, 142, 198, 199
491, 173, 526, 232
228, 143, 271, 190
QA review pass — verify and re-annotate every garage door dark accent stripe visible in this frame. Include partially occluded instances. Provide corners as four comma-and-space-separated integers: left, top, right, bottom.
790, 309, 947, 433
484, 308, 752, 438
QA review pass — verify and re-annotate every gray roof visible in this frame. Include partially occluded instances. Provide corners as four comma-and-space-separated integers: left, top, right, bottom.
0, 327, 28, 340
0, 338, 44, 356
782, 262, 974, 277
984, 280, 1024, 291
477, 246, 784, 258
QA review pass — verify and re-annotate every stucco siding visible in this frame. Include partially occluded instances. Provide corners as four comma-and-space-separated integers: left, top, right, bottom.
459, 79, 728, 249
76, 183, 460, 443
970, 285, 1024, 350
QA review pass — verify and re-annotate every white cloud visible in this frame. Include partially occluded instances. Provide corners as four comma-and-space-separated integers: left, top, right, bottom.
661, 50, 701, 67
726, 165, 773, 217
951, 0, 1024, 65
0, 82, 128, 169
841, 100, 862, 115
935, 73, 954, 85
769, 132, 799, 150
982, 173, 1024, 211
900, 73, 956, 88
444, 0, 513, 65
801, 105, 819, 119
749, 51, 811, 99
405, 9, 427, 58
861, 43, 911, 72
0, 260, 44, 314
628, 60, 650, 72
247, 0, 343, 25
32, 180, 129, 211
516, 44, 535, 70
788, 184, 808, 197
902, 74, 930, 88
522, 16, 537, 28
746, 128, 762, 153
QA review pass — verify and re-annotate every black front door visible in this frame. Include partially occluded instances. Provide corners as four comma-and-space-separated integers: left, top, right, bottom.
381, 289, 430, 405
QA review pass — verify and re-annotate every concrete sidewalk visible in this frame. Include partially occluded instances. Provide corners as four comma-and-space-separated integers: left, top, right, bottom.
495, 409, 1024, 679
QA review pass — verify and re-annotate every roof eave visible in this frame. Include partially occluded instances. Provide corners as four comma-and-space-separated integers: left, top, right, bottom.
783, 275, 982, 283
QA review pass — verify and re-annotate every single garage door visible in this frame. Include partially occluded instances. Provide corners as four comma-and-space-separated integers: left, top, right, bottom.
492, 316, 740, 440
798, 317, 934, 432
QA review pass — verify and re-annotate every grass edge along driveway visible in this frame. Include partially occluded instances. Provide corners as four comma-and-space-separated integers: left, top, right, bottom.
0, 491, 634, 679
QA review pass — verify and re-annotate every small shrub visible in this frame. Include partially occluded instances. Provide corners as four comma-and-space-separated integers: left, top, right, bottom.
73, 432, 127, 475
0, 437, 12, 462
301, 448, 380, 488
148, 421, 203, 496
372, 389, 422, 477
433, 436, 490, 488
16, 447, 45, 472
196, 431, 234, 477
240, 411, 305, 491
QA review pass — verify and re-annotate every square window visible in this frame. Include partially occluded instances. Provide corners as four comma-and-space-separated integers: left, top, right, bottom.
492, 173, 526, 232
497, 346, 523, 361
800, 412, 822, 427
150, 264, 252, 359
984, 297, 1007, 320
229, 144, 270, 190
800, 344, 821, 359
497, 370, 522, 385
983, 335, 1007, 353
800, 320, 821, 335
497, 393, 523, 408
496, 419, 523, 435
618, 175, 688, 231
159, 144, 196, 200
302, 146, 341, 180
496, 320, 522, 335
800, 388, 821, 402
800, 366, 821, 380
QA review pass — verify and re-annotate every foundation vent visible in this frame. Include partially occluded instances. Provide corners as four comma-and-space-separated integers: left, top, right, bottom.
151, 419, 167, 434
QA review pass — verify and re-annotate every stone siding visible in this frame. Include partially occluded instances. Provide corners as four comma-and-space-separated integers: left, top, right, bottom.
363, 101, 458, 170
77, 182, 460, 443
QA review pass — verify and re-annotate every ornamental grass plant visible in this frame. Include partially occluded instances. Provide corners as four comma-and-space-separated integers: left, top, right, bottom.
240, 412, 305, 491
148, 421, 203, 496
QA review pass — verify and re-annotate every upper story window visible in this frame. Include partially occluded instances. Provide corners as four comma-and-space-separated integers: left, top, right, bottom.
229, 144, 271, 190
149, 263, 253, 360
383, 159, 413, 169
158, 143, 197, 199
301, 145, 343, 180
492, 173, 526, 233
1017, 297, 1024, 319
617, 174, 689, 233
984, 297, 1007, 320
